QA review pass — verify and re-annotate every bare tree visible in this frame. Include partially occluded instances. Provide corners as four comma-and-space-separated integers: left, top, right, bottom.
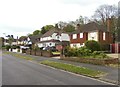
93, 4, 117, 26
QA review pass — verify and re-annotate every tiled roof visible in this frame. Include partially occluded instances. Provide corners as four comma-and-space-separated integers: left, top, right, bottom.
29, 34, 42, 43
41, 28, 66, 38
70, 22, 107, 34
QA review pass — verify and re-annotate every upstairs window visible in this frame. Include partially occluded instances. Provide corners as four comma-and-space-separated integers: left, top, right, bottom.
103, 32, 106, 40
73, 34, 77, 39
80, 33, 83, 38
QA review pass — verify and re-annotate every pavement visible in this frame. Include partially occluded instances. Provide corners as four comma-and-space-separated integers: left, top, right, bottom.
15, 52, 119, 85
107, 54, 120, 58
2, 53, 116, 85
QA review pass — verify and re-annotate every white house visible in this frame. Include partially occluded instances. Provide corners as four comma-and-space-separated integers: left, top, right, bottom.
37, 28, 70, 49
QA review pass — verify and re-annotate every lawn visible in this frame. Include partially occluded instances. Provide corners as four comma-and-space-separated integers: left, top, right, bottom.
40, 60, 105, 78
3, 51, 34, 60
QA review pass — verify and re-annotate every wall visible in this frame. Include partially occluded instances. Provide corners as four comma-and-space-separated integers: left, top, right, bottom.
70, 32, 88, 48
41, 36, 52, 41
61, 33, 70, 41
37, 42, 55, 48
98, 31, 113, 44
70, 43, 85, 48
26, 49, 53, 57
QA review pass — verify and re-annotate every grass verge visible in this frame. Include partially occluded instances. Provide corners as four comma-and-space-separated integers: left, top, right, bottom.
40, 60, 105, 78
3, 51, 33, 60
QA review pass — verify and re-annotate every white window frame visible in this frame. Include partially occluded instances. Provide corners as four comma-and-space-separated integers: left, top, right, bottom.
73, 34, 77, 39
103, 32, 106, 40
80, 33, 83, 38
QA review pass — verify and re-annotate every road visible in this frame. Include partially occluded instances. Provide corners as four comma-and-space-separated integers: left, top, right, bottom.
2, 53, 114, 85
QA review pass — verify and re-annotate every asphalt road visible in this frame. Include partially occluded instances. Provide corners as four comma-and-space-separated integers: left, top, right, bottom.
2, 53, 114, 85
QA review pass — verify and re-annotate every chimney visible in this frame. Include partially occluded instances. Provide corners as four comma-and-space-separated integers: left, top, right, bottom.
106, 18, 112, 32
75, 24, 80, 30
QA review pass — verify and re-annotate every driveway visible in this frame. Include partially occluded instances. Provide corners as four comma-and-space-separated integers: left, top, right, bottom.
107, 53, 120, 58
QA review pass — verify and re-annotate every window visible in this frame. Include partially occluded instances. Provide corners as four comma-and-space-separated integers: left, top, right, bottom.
73, 34, 77, 39
80, 33, 83, 38
103, 32, 106, 40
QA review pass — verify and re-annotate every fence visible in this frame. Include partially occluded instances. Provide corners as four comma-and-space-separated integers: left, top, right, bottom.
26, 49, 53, 57
110, 43, 120, 53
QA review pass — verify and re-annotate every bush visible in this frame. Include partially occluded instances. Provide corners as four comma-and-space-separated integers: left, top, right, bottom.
92, 51, 107, 58
64, 46, 78, 57
100, 44, 110, 51
99, 53, 107, 58
5, 45, 11, 51
11, 45, 18, 49
85, 40, 101, 52
64, 46, 92, 57
77, 47, 92, 57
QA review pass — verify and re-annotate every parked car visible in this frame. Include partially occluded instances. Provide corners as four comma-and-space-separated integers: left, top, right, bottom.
43, 46, 58, 52
49, 46, 58, 52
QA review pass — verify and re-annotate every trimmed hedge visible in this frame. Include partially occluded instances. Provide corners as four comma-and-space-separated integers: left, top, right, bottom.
60, 57, 119, 65
85, 40, 101, 52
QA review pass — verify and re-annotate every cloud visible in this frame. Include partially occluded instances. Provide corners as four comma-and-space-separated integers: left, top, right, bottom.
0, 0, 119, 38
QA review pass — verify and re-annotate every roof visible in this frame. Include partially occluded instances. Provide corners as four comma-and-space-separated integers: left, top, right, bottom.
41, 28, 66, 38
70, 22, 107, 34
39, 39, 69, 45
28, 34, 42, 43
19, 36, 27, 41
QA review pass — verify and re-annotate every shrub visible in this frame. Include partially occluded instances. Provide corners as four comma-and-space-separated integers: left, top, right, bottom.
77, 47, 92, 57
100, 44, 110, 51
64, 46, 78, 57
5, 45, 11, 51
99, 52, 107, 58
64, 46, 92, 57
92, 51, 107, 58
11, 45, 18, 49
16, 46, 20, 49
85, 40, 101, 52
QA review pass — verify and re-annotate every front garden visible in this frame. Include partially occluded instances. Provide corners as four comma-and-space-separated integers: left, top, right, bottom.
61, 40, 119, 65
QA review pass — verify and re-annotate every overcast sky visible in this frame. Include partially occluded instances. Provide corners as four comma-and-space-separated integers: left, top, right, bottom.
0, 0, 119, 38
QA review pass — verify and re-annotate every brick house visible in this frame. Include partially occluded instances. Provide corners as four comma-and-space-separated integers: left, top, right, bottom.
70, 22, 113, 48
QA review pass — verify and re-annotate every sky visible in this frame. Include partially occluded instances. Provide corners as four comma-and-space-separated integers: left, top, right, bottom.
0, 0, 119, 39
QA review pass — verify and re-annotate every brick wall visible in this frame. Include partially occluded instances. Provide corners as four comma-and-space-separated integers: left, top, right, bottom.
98, 31, 113, 44
70, 32, 88, 44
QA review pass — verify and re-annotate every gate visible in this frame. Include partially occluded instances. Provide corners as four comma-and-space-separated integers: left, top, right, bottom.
111, 43, 120, 53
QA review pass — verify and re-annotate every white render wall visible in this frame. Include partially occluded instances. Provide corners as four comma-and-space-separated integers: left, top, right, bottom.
61, 33, 70, 41
88, 32, 98, 41
37, 42, 55, 48
70, 43, 85, 48
40, 33, 70, 42
41, 36, 52, 41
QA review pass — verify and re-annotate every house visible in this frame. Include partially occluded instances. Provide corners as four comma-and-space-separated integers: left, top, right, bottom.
18, 36, 28, 45
37, 28, 70, 50
28, 34, 42, 45
4, 39, 18, 46
70, 22, 113, 48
